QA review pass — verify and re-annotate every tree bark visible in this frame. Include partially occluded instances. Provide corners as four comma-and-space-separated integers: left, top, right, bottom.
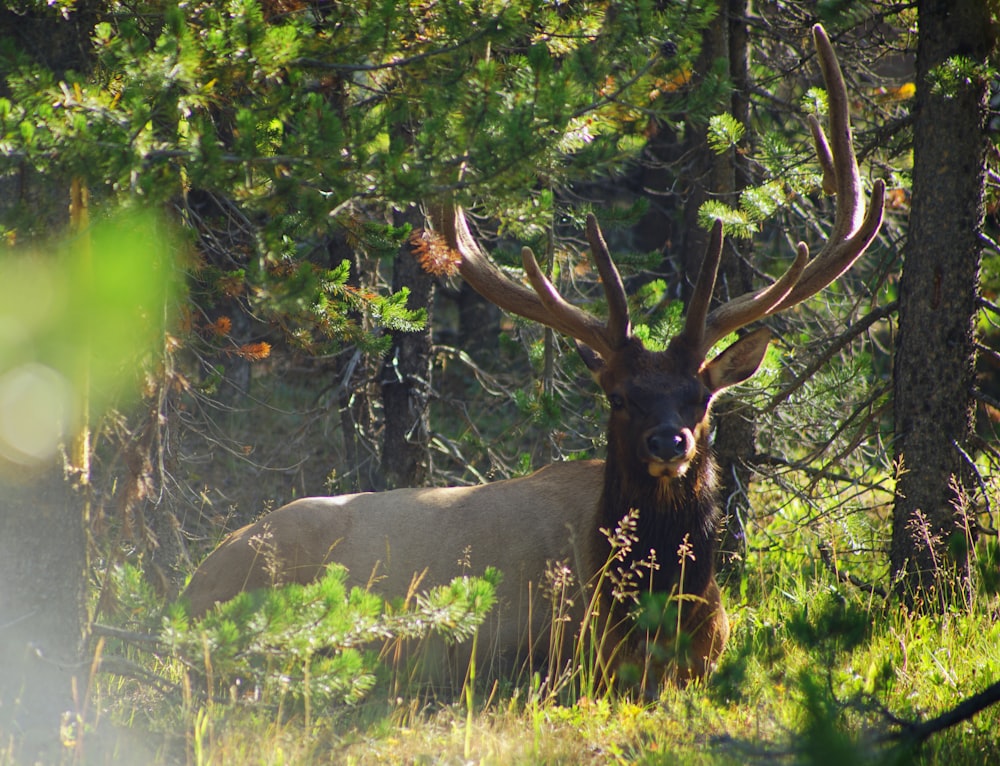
890, 0, 993, 608
457, 280, 501, 361
0, 465, 86, 761
643, 0, 754, 571
0, 7, 95, 757
710, 0, 754, 571
327, 237, 381, 492
380, 209, 434, 489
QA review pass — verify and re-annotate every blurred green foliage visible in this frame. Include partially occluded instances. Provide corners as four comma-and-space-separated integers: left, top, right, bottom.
0, 210, 175, 464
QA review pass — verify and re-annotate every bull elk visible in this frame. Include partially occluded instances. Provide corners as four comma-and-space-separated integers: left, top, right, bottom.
181, 26, 884, 687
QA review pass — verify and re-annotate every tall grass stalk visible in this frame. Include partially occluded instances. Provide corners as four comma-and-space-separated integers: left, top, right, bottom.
464, 628, 478, 760
569, 508, 644, 699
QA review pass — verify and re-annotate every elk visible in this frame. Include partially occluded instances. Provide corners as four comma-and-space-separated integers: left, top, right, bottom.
181, 26, 884, 687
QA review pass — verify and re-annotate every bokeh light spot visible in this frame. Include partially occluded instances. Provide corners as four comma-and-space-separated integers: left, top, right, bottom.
0, 363, 74, 467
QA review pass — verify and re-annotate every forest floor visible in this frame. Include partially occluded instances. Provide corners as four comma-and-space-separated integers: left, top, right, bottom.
65, 539, 1000, 766
18, 371, 994, 766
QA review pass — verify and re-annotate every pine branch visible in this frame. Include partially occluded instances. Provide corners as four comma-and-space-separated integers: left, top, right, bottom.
763, 301, 897, 415
883, 680, 1000, 748
91, 623, 163, 646
291, 22, 500, 73
816, 541, 888, 599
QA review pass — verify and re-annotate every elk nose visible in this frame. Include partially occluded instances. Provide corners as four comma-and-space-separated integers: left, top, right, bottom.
644, 427, 690, 462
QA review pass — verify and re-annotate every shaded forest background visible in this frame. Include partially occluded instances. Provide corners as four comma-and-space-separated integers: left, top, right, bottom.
1, 0, 999, 761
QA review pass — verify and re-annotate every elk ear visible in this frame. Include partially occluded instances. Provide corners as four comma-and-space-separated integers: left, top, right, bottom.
574, 340, 606, 374
701, 327, 771, 393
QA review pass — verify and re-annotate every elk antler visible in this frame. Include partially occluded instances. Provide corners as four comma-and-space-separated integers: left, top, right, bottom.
432, 202, 631, 359
431, 25, 882, 365
681, 24, 885, 358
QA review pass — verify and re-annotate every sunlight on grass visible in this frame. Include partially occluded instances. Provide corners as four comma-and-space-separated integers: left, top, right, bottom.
82, 435, 999, 766
86, 527, 1000, 766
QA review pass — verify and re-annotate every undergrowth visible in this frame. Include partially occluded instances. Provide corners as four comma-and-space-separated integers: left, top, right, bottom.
64, 528, 1000, 766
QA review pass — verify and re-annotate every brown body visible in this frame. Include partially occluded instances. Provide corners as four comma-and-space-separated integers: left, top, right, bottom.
184, 462, 605, 663
181, 26, 883, 688
183, 458, 729, 681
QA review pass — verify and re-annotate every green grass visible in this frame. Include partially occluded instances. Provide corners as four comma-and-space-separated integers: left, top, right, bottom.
69, 534, 1000, 766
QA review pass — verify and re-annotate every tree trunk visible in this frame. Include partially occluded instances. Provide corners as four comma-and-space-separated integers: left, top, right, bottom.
0, 465, 86, 761
709, 0, 754, 571
326, 237, 381, 492
0, 9, 94, 757
457, 280, 501, 362
890, 0, 993, 608
643, 0, 753, 571
380, 209, 434, 489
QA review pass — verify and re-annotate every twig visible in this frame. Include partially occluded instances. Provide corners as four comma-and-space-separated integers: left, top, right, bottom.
883, 679, 1000, 747
972, 386, 1000, 411
747, 454, 858, 484
752, 453, 886, 492
91, 622, 164, 646
979, 296, 1000, 316
816, 540, 888, 599
95, 655, 181, 697
763, 302, 897, 415
952, 439, 994, 525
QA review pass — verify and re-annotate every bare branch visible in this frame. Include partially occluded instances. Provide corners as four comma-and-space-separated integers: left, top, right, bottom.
763, 301, 897, 415
882, 680, 1000, 748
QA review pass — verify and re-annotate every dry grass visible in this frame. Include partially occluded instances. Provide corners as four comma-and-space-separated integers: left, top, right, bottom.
70, 548, 1000, 766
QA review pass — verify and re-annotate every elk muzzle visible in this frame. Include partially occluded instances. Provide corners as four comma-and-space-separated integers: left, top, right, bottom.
641, 425, 696, 478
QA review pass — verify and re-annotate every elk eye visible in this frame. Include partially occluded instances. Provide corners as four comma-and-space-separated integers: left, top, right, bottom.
608, 393, 625, 410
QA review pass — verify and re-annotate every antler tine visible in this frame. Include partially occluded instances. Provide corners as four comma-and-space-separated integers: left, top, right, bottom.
762, 24, 886, 315
678, 219, 724, 353
809, 113, 837, 196
585, 214, 631, 347
515, 215, 635, 356
433, 202, 626, 358
518, 244, 623, 357
698, 242, 809, 352
813, 24, 862, 237
436, 202, 555, 330
698, 24, 885, 356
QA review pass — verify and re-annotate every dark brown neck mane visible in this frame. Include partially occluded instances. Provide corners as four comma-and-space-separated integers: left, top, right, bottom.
599, 429, 720, 618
